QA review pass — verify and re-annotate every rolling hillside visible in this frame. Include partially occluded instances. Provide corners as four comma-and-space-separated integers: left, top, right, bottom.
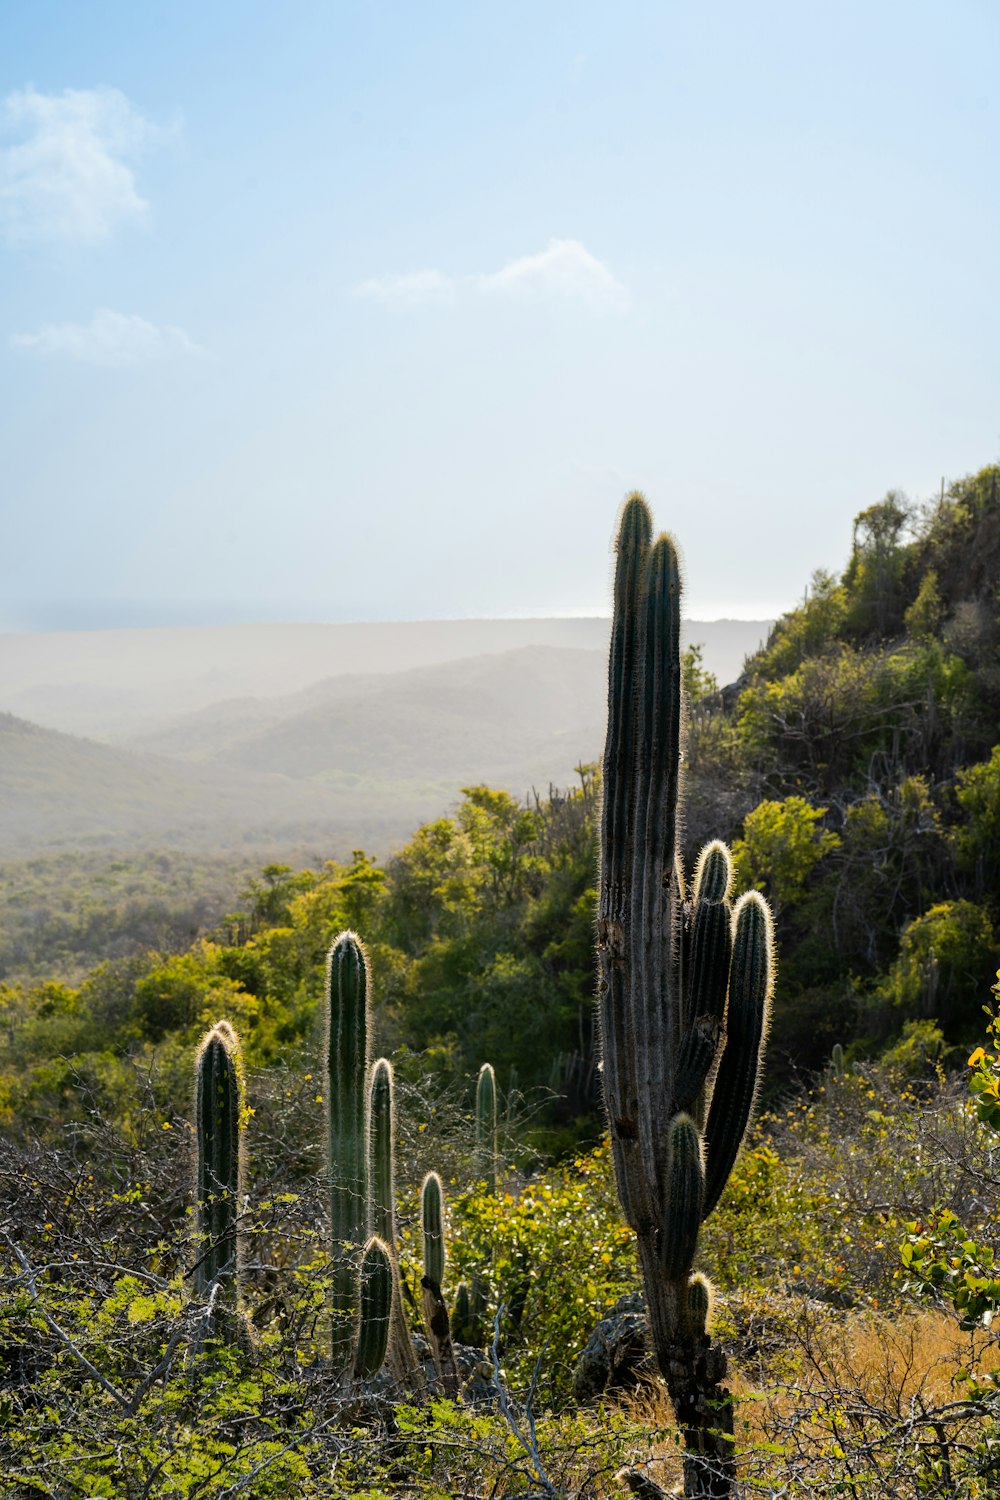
0, 617, 771, 741
0, 646, 604, 857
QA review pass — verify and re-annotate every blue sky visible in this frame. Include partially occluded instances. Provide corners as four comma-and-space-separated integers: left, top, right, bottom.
2, 0, 998, 629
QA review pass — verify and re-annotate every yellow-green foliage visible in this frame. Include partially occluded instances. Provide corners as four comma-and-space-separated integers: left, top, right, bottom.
732, 796, 840, 911
877, 900, 998, 1035
440, 1140, 638, 1399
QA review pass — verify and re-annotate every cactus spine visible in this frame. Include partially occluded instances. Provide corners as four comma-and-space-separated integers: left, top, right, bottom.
194, 1021, 244, 1302
475, 1063, 498, 1192
597, 494, 775, 1500
325, 931, 371, 1371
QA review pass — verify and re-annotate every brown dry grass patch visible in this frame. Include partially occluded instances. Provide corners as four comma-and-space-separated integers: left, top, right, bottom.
619, 1306, 1000, 1498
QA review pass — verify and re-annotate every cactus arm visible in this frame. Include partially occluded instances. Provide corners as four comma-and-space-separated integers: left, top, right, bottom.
685, 1272, 715, 1341
660, 1113, 706, 1279
691, 841, 733, 905
702, 892, 775, 1219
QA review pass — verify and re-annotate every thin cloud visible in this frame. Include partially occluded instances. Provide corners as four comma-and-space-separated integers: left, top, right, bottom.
11, 308, 205, 367
478, 239, 630, 312
353, 269, 457, 308
353, 239, 629, 313
0, 86, 170, 245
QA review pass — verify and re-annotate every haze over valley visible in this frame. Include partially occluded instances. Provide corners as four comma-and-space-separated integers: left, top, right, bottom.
0, 616, 770, 861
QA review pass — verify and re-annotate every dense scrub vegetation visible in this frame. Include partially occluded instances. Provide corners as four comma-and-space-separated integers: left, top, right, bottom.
0, 851, 268, 983
4, 1022, 1000, 1494
6, 464, 1000, 1494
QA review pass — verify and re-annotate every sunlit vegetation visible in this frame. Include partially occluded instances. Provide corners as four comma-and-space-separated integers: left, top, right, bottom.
6, 465, 1000, 1493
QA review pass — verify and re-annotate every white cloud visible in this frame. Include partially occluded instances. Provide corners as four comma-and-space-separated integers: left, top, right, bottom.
353, 268, 457, 308
0, 86, 169, 245
10, 308, 205, 367
353, 239, 629, 314
477, 239, 630, 312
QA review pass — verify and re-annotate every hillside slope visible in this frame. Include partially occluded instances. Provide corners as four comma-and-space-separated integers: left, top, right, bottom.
0, 616, 771, 740
0, 646, 608, 857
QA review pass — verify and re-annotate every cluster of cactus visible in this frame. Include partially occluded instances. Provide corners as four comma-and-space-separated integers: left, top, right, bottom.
597, 494, 775, 1499
188, 933, 497, 1389
324, 931, 415, 1382
324, 930, 495, 1387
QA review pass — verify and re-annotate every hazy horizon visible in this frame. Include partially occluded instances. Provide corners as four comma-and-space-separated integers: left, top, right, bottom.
0, 606, 776, 633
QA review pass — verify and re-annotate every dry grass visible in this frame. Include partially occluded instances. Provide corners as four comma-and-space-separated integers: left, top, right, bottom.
620, 1306, 1000, 1498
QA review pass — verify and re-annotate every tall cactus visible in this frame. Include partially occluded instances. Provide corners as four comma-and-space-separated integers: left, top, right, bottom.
368, 1056, 422, 1390
325, 931, 371, 1371
597, 494, 775, 1500
475, 1062, 498, 1193
194, 1020, 244, 1303
369, 1058, 396, 1250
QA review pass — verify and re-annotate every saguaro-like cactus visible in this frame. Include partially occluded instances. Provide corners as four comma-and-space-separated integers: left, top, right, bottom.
475, 1062, 498, 1193
597, 494, 775, 1500
325, 931, 371, 1371
194, 1020, 244, 1302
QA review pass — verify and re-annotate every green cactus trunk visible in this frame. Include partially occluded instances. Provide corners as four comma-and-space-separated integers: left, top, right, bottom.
421, 1170, 446, 1289
370, 1058, 396, 1250
475, 1063, 498, 1193
598, 494, 775, 1500
194, 1021, 243, 1302
368, 1056, 423, 1391
420, 1170, 459, 1395
353, 1237, 393, 1381
325, 931, 371, 1372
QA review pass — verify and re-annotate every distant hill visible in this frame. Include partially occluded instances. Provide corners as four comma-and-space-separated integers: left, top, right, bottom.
0, 712, 381, 858
0, 617, 772, 741
125, 646, 606, 780
0, 645, 603, 858
0, 619, 773, 860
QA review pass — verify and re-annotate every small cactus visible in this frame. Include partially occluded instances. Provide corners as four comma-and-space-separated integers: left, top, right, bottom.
194, 1020, 244, 1301
452, 1280, 473, 1343
475, 1063, 498, 1192
421, 1171, 446, 1290
420, 1171, 459, 1394
353, 1237, 393, 1380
